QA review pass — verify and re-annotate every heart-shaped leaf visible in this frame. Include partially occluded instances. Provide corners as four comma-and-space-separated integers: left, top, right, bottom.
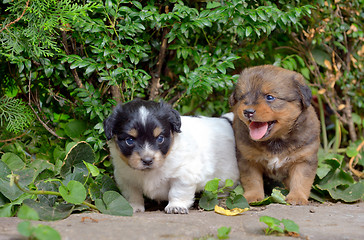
95, 191, 133, 216
59, 180, 86, 205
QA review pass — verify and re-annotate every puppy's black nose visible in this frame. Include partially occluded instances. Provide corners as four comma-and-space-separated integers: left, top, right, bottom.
142, 157, 153, 166
243, 109, 255, 119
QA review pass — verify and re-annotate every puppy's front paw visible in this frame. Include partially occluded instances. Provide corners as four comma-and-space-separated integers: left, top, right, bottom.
165, 203, 189, 214
130, 203, 145, 213
286, 192, 309, 205
244, 191, 265, 203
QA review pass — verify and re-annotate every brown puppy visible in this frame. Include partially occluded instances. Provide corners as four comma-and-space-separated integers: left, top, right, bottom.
230, 65, 320, 205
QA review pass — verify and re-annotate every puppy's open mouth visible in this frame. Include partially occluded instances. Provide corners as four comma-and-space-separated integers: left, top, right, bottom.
249, 121, 276, 140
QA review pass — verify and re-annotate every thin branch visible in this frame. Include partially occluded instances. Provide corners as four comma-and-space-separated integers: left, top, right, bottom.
0, 132, 27, 142
0, 0, 30, 33
27, 72, 65, 139
61, 31, 84, 89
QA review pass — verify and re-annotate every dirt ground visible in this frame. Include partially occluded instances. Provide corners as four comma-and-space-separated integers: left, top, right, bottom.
0, 202, 363, 240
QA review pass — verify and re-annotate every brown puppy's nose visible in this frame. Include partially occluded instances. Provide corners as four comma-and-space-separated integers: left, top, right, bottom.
142, 157, 153, 166
243, 109, 255, 119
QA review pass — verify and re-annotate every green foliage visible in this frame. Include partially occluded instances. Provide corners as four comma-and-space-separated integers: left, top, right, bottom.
312, 150, 364, 202
17, 205, 61, 240
0, 96, 33, 133
260, 216, 299, 236
17, 221, 61, 240
199, 178, 249, 211
0, 141, 132, 219
195, 226, 231, 240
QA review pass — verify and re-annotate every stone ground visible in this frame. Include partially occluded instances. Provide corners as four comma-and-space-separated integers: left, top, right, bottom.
0, 202, 363, 240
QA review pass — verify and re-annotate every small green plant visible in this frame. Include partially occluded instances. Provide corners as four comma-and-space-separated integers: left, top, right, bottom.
216, 226, 231, 239
198, 178, 249, 211
17, 204, 61, 240
259, 216, 300, 236
195, 226, 231, 240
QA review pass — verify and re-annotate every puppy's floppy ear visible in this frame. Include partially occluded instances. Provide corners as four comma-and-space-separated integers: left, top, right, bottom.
103, 106, 120, 140
294, 74, 312, 109
169, 108, 182, 133
229, 90, 237, 106
158, 101, 181, 133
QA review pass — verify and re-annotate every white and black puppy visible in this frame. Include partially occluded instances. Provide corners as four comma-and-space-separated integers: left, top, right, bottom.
103, 99, 239, 214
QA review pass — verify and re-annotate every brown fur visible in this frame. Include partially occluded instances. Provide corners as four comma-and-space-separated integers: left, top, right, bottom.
230, 65, 320, 205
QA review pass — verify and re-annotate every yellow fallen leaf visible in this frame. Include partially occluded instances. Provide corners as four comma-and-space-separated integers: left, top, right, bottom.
214, 205, 249, 216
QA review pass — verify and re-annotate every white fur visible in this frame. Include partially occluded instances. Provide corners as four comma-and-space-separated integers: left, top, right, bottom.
109, 115, 239, 213
139, 106, 149, 126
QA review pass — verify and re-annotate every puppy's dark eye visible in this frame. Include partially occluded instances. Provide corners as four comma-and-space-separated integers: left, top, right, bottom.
265, 95, 275, 102
125, 137, 135, 146
156, 135, 165, 144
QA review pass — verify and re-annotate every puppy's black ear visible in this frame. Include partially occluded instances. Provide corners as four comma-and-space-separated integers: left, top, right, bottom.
169, 108, 182, 133
294, 75, 312, 109
229, 91, 237, 106
103, 109, 117, 140
158, 101, 181, 133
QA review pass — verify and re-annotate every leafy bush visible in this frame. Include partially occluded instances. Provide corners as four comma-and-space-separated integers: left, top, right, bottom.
0, 0, 363, 220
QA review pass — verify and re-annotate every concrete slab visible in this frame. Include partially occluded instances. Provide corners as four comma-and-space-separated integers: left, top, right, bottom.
0, 202, 363, 240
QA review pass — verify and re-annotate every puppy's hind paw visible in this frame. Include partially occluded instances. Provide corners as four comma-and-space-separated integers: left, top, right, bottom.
165, 204, 189, 214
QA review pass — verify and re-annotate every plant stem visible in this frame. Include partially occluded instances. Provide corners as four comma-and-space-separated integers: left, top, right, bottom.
333, 117, 341, 154
317, 94, 328, 152
13, 176, 99, 211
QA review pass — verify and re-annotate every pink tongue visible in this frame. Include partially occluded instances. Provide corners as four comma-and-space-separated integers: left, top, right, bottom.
249, 122, 268, 140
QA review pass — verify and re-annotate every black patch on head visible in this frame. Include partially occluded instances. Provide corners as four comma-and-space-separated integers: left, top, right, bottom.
103, 99, 181, 156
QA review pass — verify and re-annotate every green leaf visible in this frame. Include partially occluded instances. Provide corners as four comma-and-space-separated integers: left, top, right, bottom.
282, 219, 300, 233
95, 191, 133, 216
59, 180, 87, 204
224, 179, 234, 188
44, 66, 54, 77
204, 178, 220, 192
83, 161, 100, 177
226, 194, 249, 209
1, 153, 25, 171
32, 225, 61, 240
0, 162, 24, 201
246, 26, 253, 37
198, 195, 219, 211
206, 1, 221, 9
23, 199, 74, 221
17, 221, 32, 237
217, 226, 231, 239
17, 204, 39, 220
217, 63, 227, 74
271, 189, 287, 204
346, 147, 358, 158
259, 216, 284, 234
0, 204, 13, 217
132, 1, 142, 10
317, 168, 354, 191
328, 182, 364, 202
61, 142, 96, 177
64, 120, 87, 139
